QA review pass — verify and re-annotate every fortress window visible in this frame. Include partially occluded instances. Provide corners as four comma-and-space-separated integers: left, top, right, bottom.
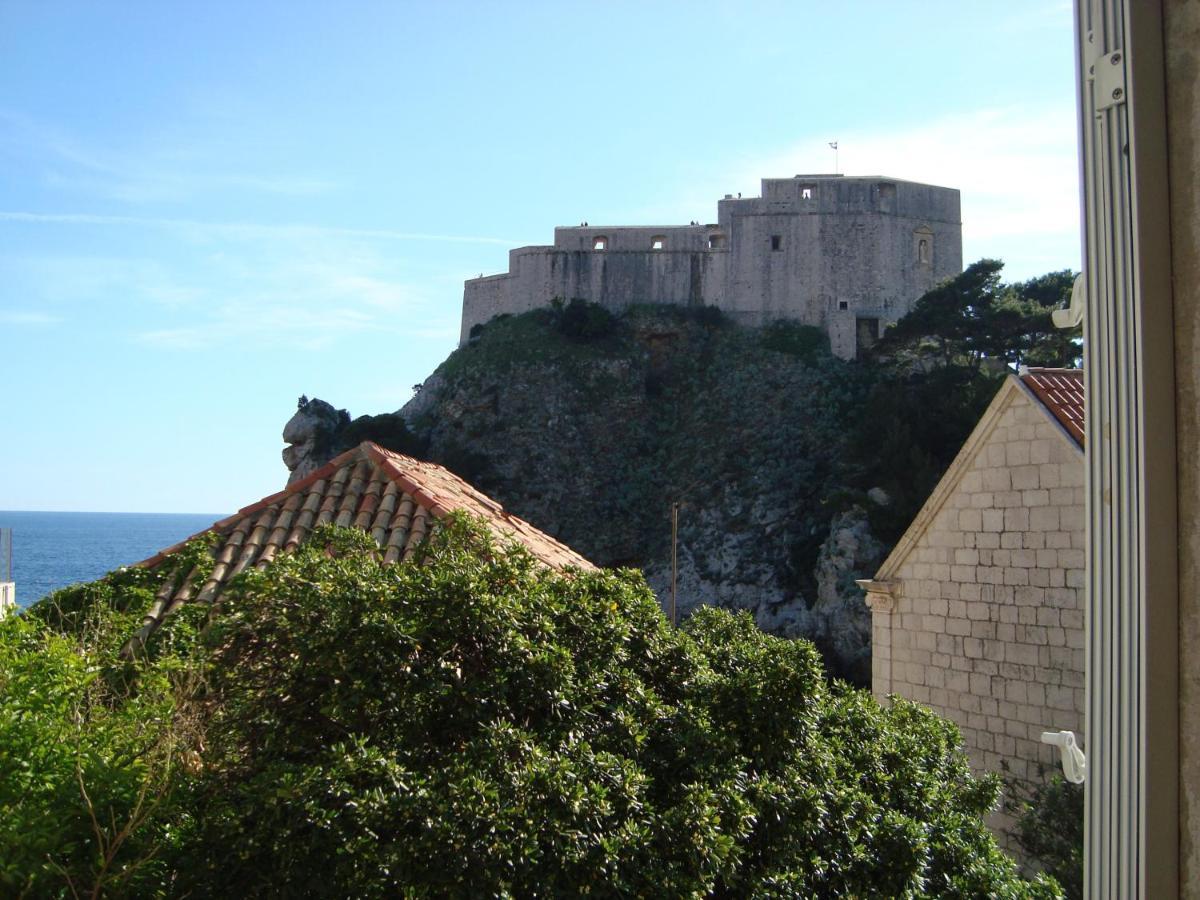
838, 300, 849, 311
593, 236, 608, 251
771, 234, 782, 251
877, 182, 897, 213
914, 227, 934, 264
651, 235, 666, 251
707, 233, 725, 249
801, 186, 814, 199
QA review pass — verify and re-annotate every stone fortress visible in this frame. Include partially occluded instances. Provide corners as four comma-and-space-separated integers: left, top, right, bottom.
461, 174, 962, 359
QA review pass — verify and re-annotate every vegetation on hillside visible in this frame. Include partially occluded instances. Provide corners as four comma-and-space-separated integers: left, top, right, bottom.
850, 260, 1080, 542
3, 520, 1061, 897
288, 259, 1079, 684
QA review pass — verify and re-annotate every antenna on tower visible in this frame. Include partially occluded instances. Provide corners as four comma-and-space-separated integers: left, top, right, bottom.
828, 141, 839, 174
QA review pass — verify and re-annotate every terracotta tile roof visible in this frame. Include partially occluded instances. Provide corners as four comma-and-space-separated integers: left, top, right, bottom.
1020, 367, 1084, 447
133, 442, 594, 640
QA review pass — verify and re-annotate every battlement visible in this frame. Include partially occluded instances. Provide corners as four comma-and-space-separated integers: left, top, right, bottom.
462, 175, 962, 358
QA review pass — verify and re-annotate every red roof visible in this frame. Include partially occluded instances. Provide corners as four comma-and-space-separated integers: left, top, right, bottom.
1020, 368, 1084, 446
132, 442, 594, 641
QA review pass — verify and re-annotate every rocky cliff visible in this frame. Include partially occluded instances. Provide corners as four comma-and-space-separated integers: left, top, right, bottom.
284, 306, 892, 683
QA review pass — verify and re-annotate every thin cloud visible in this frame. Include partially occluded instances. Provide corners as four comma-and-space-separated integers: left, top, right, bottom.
0, 108, 338, 202
136, 303, 378, 350
735, 106, 1079, 262
0, 310, 61, 325
0, 211, 522, 246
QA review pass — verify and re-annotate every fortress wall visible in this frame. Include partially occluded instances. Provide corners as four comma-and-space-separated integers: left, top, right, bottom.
714, 178, 962, 357
553, 225, 714, 253
461, 247, 729, 340
462, 276, 510, 343
460, 176, 962, 352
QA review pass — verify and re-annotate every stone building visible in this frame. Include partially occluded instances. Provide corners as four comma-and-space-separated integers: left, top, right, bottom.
462, 175, 962, 359
857, 368, 1085, 838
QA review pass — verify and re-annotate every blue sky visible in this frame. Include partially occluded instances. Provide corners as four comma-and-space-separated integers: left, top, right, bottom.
0, 1, 1079, 513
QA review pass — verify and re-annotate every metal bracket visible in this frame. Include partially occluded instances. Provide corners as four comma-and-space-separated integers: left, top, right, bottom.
1042, 730, 1087, 784
1094, 48, 1126, 111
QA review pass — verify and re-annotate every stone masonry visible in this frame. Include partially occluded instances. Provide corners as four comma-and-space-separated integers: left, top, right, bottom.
462, 175, 962, 359
859, 371, 1085, 844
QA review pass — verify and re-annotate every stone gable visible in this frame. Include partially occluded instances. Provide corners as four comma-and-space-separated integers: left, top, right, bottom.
861, 373, 1085, 847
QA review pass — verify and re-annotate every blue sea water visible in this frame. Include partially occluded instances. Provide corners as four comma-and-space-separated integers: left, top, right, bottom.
0, 510, 227, 608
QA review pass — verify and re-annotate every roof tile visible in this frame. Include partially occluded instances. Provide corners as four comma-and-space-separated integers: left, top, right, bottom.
132, 442, 595, 642
1020, 367, 1085, 446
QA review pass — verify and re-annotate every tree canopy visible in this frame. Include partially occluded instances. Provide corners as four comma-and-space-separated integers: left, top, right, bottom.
4, 519, 1059, 897
849, 260, 1081, 544
871, 260, 1081, 371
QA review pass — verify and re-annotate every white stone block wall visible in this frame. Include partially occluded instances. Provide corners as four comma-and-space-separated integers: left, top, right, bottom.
871, 393, 1085, 839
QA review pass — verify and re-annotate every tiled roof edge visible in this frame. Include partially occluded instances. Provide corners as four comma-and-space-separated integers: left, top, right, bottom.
136, 445, 371, 569
1015, 374, 1086, 451
360, 442, 595, 569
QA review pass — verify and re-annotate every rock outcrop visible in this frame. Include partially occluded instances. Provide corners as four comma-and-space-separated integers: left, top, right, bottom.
282, 398, 349, 484
282, 307, 891, 682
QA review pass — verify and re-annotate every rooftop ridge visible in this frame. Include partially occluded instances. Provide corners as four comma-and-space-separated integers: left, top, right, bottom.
130, 441, 595, 648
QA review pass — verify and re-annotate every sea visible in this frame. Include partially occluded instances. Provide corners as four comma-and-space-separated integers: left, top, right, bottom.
0, 510, 227, 609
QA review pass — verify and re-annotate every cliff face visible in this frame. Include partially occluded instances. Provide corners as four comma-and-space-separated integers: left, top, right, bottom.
285, 306, 890, 683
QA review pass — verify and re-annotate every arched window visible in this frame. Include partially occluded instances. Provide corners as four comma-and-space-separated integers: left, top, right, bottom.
650, 235, 666, 251
593, 236, 608, 251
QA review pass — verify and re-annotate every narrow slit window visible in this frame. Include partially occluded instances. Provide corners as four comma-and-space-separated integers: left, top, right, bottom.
771, 235, 782, 251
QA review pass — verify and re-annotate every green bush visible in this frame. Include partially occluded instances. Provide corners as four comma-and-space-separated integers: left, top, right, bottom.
2, 563, 207, 898
761, 320, 830, 363
557, 298, 617, 342
174, 519, 1056, 897
3, 521, 1060, 896
1009, 774, 1084, 899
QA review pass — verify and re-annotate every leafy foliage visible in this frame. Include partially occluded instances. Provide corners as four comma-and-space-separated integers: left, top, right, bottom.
2, 522, 1060, 896
1008, 774, 1084, 900
760, 320, 831, 364
556, 297, 619, 342
335, 411, 427, 458
850, 261, 1081, 543
2, 558, 208, 898
870, 260, 1080, 371
171, 519, 1056, 897
848, 364, 1005, 543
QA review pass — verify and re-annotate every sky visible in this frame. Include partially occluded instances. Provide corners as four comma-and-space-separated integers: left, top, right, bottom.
0, 0, 1080, 514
